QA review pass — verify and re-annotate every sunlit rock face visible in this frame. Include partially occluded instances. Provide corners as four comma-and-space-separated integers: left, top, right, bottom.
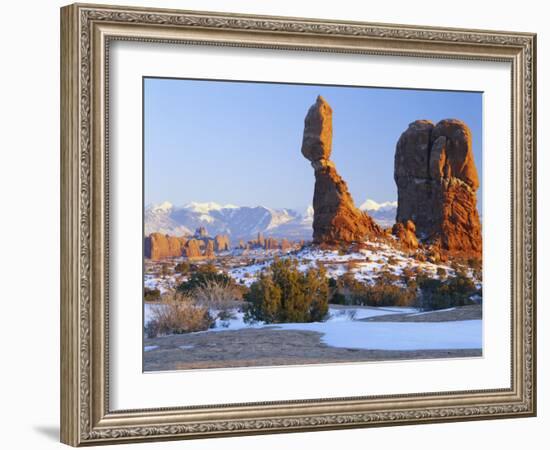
301, 96, 381, 245
394, 119, 482, 258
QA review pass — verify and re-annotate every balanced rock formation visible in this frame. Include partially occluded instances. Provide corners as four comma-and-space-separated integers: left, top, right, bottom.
394, 119, 481, 258
145, 233, 187, 260
301, 96, 381, 244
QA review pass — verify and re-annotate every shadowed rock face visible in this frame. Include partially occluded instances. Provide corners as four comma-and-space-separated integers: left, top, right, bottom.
394, 119, 482, 258
301, 96, 381, 244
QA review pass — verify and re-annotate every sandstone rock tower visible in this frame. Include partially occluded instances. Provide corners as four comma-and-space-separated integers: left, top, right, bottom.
394, 119, 482, 258
301, 96, 381, 244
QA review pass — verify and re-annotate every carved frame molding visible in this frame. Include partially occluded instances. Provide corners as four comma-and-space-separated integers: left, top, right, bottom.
60, 3, 536, 446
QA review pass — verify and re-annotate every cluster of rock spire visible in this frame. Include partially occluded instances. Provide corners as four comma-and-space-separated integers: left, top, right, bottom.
144, 227, 230, 261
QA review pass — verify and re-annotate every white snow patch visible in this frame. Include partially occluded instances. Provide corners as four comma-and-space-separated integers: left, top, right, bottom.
184, 201, 238, 213
144, 345, 159, 352
273, 320, 481, 351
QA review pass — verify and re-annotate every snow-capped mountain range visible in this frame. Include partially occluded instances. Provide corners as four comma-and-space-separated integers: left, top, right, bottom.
144, 200, 396, 240
359, 199, 398, 228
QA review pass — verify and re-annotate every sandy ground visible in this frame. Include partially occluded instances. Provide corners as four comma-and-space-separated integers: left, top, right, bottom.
144, 305, 482, 371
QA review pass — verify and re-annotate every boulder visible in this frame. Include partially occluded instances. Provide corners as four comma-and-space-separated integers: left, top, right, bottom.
392, 220, 419, 249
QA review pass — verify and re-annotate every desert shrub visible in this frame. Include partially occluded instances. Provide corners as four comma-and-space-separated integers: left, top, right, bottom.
174, 261, 190, 274
159, 263, 172, 278
244, 258, 329, 324
147, 296, 214, 336
144, 319, 160, 339
376, 269, 400, 285
337, 274, 416, 307
417, 272, 477, 311
330, 292, 347, 305
401, 266, 416, 284
387, 256, 398, 266
352, 282, 416, 307
192, 278, 241, 318
144, 287, 161, 302
177, 264, 236, 294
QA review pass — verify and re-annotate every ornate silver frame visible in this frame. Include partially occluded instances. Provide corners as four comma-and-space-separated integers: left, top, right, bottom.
60, 3, 536, 446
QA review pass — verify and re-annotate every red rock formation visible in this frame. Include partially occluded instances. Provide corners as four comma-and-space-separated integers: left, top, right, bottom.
301, 96, 381, 244
195, 227, 208, 238
184, 239, 202, 259
257, 232, 265, 247
144, 233, 186, 260
391, 220, 418, 250
214, 234, 230, 252
264, 237, 279, 250
394, 119, 481, 258
280, 238, 291, 251
204, 240, 215, 259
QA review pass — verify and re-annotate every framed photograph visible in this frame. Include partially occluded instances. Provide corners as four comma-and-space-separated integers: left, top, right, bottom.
60, 3, 536, 446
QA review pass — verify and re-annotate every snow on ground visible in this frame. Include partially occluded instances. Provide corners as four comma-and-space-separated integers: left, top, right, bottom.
144, 274, 179, 294
227, 240, 459, 287
144, 345, 159, 352
144, 305, 481, 351
275, 320, 481, 351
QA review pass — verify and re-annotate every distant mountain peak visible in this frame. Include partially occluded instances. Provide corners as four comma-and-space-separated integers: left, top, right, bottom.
183, 201, 239, 213
359, 199, 397, 212
145, 201, 311, 241
152, 201, 173, 212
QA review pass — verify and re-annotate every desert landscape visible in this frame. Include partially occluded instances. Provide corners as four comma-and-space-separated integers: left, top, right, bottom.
143, 92, 483, 371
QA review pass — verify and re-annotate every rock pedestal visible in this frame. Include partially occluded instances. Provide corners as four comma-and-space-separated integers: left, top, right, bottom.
301, 96, 381, 244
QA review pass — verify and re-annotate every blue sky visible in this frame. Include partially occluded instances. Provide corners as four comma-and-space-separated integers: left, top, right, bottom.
144, 78, 482, 213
